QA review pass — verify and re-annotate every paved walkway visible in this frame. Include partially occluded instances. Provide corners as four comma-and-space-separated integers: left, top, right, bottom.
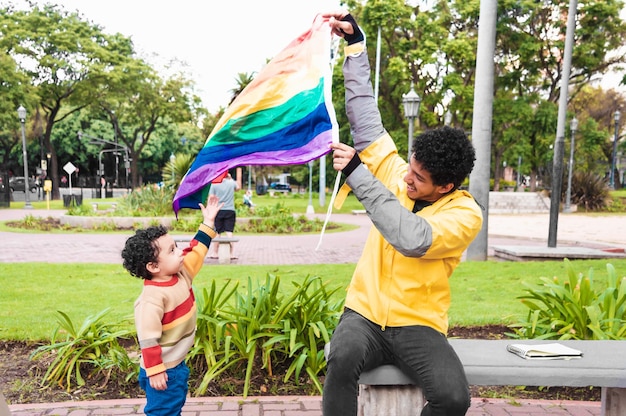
1, 209, 625, 265
3, 207, 625, 415
6, 396, 603, 416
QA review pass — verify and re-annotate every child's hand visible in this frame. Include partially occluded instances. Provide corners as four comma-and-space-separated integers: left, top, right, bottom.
199, 194, 223, 227
149, 371, 168, 390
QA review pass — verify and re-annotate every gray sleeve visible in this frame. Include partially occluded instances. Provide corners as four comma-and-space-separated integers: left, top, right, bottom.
347, 165, 432, 257
343, 48, 387, 152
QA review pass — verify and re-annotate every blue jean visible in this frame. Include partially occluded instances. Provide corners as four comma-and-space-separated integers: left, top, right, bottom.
139, 361, 189, 416
322, 309, 470, 416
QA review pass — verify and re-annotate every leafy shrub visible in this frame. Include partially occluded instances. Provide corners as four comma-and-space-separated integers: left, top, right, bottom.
161, 153, 194, 191
606, 197, 626, 213
569, 171, 610, 211
67, 203, 95, 216
114, 185, 174, 217
31, 309, 137, 391
5, 215, 74, 231
171, 216, 203, 233
189, 279, 241, 395
509, 259, 626, 340
272, 275, 342, 392
187, 274, 342, 397
237, 202, 337, 234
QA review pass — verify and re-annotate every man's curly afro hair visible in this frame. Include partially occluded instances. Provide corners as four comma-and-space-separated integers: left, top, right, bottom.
411, 126, 476, 190
121, 225, 169, 280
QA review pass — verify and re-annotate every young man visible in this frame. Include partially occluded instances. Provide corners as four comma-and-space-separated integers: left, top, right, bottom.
121, 194, 222, 415
323, 11, 483, 416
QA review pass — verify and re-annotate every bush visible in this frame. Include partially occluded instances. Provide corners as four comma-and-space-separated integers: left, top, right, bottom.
509, 259, 626, 340
187, 274, 342, 397
237, 202, 338, 234
115, 185, 174, 217
569, 171, 610, 211
30, 309, 137, 391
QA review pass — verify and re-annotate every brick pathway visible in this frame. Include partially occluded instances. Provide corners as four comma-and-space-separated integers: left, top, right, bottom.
7, 396, 601, 416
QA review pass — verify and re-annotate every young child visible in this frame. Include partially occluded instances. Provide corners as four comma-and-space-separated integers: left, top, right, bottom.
243, 189, 255, 208
121, 194, 222, 415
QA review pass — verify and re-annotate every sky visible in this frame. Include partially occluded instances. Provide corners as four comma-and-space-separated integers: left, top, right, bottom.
20, 0, 343, 112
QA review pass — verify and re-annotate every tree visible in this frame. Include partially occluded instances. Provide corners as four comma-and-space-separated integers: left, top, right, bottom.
570, 86, 626, 185
334, 0, 626, 188
92, 61, 197, 188
0, 4, 136, 199
0, 50, 36, 176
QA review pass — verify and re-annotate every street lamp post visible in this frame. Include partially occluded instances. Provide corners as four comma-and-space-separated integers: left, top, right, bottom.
78, 131, 130, 190
170, 153, 176, 186
610, 110, 621, 190
17, 105, 33, 209
564, 117, 578, 213
306, 160, 314, 214
402, 83, 421, 161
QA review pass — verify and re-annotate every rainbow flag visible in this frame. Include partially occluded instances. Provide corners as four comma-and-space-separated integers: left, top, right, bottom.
173, 15, 338, 214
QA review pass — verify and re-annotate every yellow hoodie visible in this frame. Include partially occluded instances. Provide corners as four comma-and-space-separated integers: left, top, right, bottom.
343, 135, 483, 334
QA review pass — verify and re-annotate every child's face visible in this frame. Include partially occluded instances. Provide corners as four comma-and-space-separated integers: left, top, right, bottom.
151, 234, 184, 279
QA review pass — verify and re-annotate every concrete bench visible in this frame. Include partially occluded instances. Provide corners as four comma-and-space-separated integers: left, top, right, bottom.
325, 339, 626, 416
174, 236, 240, 265
212, 237, 239, 264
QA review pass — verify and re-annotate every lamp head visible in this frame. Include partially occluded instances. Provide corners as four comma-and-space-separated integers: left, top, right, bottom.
402, 83, 421, 119
615, 110, 621, 123
17, 105, 27, 122
570, 117, 578, 131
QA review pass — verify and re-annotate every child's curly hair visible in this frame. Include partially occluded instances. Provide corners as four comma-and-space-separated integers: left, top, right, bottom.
412, 126, 476, 190
121, 225, 169, 280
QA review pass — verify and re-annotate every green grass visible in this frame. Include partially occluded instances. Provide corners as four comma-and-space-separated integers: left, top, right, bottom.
2, 259, 625, 341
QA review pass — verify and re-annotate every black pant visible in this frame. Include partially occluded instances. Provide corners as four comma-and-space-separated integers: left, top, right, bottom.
322, 309, 470, 416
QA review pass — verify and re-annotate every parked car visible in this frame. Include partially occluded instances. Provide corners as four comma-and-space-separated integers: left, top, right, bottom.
269, 182, 292, 192
9, 177, 37, 193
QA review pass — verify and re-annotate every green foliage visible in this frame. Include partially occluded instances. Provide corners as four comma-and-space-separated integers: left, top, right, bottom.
237, 203, 338, 234
161, 153, 194, 191
67, 203, 95, 216
115, 185, 174, 217
273, 275, 342, 393
187, 274, 342, 397
510, 259, 626, 340
30, 309, 137, 391
170, 216, 203, 233
189, 279, 241, 395
570, 171, 610, 211
606, 197, 626, 213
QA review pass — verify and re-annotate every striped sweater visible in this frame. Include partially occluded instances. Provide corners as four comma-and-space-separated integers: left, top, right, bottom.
134, 223, 216, 376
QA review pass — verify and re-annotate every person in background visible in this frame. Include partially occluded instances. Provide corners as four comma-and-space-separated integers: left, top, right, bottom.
208, 172, 240, 259
121, 194, 222, 416
322, 11, 483, 416
243, 189, 255, 209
